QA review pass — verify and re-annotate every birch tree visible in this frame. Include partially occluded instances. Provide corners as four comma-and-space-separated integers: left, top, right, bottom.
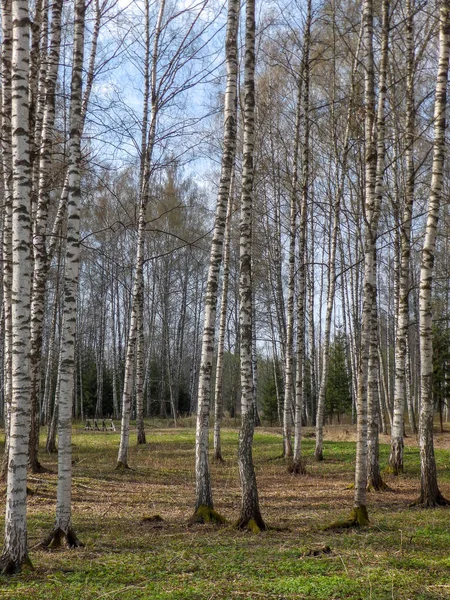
192, 0, 238, 521
42, 0, 86, 548
414, 0, 450, 507
0, 0, 33, 573
389, 0, 416, 474
116, 0, 166, 468
236, 0, 266, 532
0, 0, 13, 481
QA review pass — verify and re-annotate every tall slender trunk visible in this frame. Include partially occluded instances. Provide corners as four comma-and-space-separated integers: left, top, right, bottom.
0, 0, 33, 573
29, 0, 64, 473
193, 0, 238, 520
390, 0, 416, 473
282, 67, 303, 459
352, 0, 377, 526
117, 0, 165, 468
42, 0, 85, 549
315, 15, 362, 461
213, 176, 234, 462
292, 0, 312, 474
236, 0, 265, 532
0, 0, 13, 481
366, 0, 389, 491
415, 0, 450, 507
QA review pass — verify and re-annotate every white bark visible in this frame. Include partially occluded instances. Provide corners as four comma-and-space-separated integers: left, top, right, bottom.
390, 0, 415, 473
43, 0, 85, 547
117, 0, 165, 468
1, 0, 33, 573
417, 0, 450, 507
194, 0, 238, 514
236, 0, 265, 531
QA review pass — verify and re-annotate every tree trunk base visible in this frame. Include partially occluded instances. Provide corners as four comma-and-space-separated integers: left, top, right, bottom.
314, 448, 324, 462
0, 552, 33, 575
367, 477, 391, 492
213, 452, 225, 463
46, 441, 57, 454
41, 527, 84, 550
137, 432, 146, 445
115, 461, 130, 470
323, 505, 370, 530
189, 505, 227, 525
409, 491, 449, 508
235, 514, 267, 533
288, 458, 307, 475
29, 459, 52, 474
385, 463, 403, 476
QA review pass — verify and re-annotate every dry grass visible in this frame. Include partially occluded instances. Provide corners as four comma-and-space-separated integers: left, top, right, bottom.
0, 423, 450, 599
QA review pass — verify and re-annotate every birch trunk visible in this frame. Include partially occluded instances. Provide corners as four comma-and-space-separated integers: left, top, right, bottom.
193, 0, 238, 520
389, 0, 415, 473
282, 66, 302, 460
366, 0, 389, 491
314, 17, 362, 461
213, 178, 234, 462
116, 0, 165, 468
352, 0, 377, 526
0, 0, 33, 573
42, 0, 85, 548
0, 0, 13, 481
236, 0, 265, 532
28, 0, 64, 473
415, 0, 450, 507
292, 0, 312, 474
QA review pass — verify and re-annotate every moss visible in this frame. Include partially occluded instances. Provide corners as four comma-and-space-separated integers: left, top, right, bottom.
141, 514, 164, 523
247, 519, 261, 534
384, 464, 402, 476
323, 505, 369, 530
190, 505, 227, 525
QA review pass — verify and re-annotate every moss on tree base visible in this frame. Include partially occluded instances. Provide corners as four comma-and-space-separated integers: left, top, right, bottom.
189, 505, 227, 525
384, 463, 403, 476
41, 527, 84, 550
235, 516, 267, 534
323, 505, 370, 530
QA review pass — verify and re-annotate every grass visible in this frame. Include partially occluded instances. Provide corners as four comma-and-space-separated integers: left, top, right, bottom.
1, 423, 450, 599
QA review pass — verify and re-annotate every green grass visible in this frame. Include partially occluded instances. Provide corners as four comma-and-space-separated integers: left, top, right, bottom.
1, 424, 450, 599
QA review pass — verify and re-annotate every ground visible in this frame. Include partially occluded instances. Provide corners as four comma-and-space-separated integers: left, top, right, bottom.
1, 422, 450, 599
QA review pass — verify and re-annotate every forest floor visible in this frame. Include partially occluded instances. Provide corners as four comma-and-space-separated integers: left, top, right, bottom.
0, 422, 450, 599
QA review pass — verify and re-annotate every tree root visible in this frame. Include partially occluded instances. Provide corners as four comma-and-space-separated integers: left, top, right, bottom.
189, 505, 227, 525
314, 449, 324, 462
367, 478, 392, 492
323, 506, 370, 530
115, 461, 130, 470
287, 458, 307, 475
41, 527, 84, 550
0, 553, 33, 575
235, 516, 267, 534
409, 492, 450, 508
384, 464, 403, 476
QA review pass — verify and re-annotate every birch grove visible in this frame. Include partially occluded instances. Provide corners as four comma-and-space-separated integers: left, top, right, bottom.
1, 0, 450, 574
